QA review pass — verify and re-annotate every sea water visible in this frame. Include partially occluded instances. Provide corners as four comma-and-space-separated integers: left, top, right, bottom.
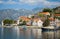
0, 26, 60, 39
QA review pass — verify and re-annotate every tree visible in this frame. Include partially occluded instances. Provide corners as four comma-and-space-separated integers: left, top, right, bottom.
3, 19, 14, 25
43, 19, 50, 27
31, 16, 34, 18
42, 8, 52, 12
53, 6, 60, 13
38, 13, 44, 17
55, 17, 60, 20
22, 21, 26, 25
18, 21, 26, 26
20, 19, 23, 22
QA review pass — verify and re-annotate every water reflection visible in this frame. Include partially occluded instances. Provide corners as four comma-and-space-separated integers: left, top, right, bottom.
12, 26, 20, 39
42, 30, 60, 39
32, 29, 42, 39
1, 27, 4, 39
0, 26, 60, 39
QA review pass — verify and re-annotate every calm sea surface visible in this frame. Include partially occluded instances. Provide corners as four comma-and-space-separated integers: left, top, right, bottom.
0, 26, 60, 39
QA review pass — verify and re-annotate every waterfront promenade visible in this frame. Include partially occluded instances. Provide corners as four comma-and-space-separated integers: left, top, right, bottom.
0, 26, 54, 29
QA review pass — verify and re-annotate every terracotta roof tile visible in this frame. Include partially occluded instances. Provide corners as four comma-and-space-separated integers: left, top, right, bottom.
33, 18, 41, 22
49, 17, 55, 21
20, 16, 31, 22
54, 14, 60, 16
39, 12, 50, 15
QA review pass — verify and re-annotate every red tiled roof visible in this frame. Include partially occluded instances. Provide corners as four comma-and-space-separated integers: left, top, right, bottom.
32, 18, 42, 22
20, 16, 31, 22
33, 18, 39, 22
54, 14, 60, 16
49, 17, 55, 21
39, 12, 50, 15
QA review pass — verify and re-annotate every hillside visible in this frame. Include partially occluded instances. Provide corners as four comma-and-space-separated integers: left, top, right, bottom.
0, 6, 60, 23
0, 9, 34, 23
53, 6, 60, 13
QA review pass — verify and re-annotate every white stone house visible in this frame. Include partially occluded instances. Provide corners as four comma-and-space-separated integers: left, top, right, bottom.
2, 20, 4, 26
26, 20, 32, 26
17, 16, 32, 26
37, 19, 43, 27
32, 20, 37, 26
32, 18, 43, 27
17, 19, 20, 25
49, 17, 55, 26
55, 18, 60, 27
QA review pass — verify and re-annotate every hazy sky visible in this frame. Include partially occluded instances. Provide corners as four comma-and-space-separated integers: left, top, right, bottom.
0, 0, 60, 10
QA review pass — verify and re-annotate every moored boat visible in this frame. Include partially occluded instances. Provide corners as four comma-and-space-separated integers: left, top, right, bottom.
42, 26, 60, 31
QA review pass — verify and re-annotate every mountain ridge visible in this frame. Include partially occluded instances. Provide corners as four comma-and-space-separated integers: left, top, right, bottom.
0, 8, 40, 23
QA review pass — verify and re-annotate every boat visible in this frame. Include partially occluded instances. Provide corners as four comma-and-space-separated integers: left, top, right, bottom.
42, 26, 56, 31
42, 26, 60, 32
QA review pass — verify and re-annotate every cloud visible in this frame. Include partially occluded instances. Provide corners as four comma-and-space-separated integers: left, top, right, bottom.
6, 0, 16, 4
19, 0, 46, 5
19, 0, 60, 6
0, 1, 4, 3
43, 1, 60, 7
0, 0, 17, 4
0, 0, 60, 7
20, 0, 36, 4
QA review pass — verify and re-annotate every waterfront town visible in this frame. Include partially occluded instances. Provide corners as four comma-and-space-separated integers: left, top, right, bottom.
0, 0, 60, 39
1, 11, 60, 39
0, 6, 60, 31
1, 11, 60, 29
